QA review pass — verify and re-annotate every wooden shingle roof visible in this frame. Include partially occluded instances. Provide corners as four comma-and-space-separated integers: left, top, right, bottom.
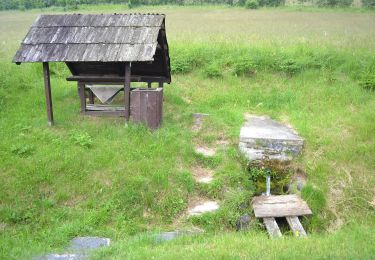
13, 13, 166, 63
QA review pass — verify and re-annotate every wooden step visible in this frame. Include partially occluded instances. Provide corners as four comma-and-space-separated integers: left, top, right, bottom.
286, 216, 307, 237
252, 194, 312, 218
263, 217, 282, 238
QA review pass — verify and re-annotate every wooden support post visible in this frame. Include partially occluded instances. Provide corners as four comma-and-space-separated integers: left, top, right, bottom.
124, 62, 131, 121
78, 82, 86, 114
148, 82, 152, 88
43, 62, 54, 126
158, 82, 163, 88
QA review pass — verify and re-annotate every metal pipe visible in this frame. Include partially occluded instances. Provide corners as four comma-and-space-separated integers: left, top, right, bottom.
266, 175, 271, 196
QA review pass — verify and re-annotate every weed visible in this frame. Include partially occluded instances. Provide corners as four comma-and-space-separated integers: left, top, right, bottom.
359, 74, 375, 91
70, 131, 93, 148
10, 144, 34, 157
232, 58, 257, 77
203, 63, 223, 78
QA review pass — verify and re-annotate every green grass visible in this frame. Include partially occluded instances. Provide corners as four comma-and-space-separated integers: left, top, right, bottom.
0, 5, 374, 259
91, 223, 375, 259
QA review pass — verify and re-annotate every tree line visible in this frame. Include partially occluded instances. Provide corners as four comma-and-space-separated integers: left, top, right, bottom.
0, 0, 374, 11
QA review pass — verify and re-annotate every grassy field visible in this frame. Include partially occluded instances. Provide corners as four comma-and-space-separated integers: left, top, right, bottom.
0, 5, 374, 259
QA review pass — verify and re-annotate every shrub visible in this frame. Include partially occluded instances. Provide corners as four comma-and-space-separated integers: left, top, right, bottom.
258, 0, 285, 6
277, 58, 303, 75
362, 0, 375, 7
171, 52, 198, 74
232, 58, 257, 76
245, 0, 259, 9
203, 63, 223, 78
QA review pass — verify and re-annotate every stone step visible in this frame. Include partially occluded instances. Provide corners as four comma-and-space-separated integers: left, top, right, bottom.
195, 146, 216, 157
188, 200, 219, 216
35, 237, 111, 260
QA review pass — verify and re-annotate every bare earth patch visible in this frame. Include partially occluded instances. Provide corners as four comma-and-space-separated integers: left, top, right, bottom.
191, 165, 214, 184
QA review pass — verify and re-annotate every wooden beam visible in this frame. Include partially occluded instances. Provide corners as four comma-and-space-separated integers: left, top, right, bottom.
66, 75, 170, 83
263, 217, 282, 238
148, 82, 152, 88
124, 62, 131, 121
158, 82, 163, 88
286, 216, 307, 237
42, 62, 54, 126
78, 82, 86, 113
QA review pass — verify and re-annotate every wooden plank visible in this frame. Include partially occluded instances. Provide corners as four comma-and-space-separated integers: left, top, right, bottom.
124, 62, 131, 121
84, 110, 124, 117
86, 104, 124, 111
66, 75, 170, 83
286, 216, 307, 237
42, 62, 54, 126
252, 195, 312, 218
263, 218, 282, 238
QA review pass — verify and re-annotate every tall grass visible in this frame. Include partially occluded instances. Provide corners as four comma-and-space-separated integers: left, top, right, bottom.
170, 41, 375, 82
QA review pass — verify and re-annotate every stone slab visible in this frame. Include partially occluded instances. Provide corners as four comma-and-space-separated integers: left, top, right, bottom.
69, 237, 110, 251
35, 254, 84, 260
188, 201, 219, 216
195, 147, 216, 157
239, 115, 303, 162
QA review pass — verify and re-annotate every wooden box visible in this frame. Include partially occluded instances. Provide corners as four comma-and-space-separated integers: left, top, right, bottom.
130, 87, 163, 129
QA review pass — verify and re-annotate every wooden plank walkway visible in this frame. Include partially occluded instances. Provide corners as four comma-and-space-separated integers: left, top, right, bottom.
252, 194, 312, 238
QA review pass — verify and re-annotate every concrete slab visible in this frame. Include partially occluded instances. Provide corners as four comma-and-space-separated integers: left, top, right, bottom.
239, 115, 303, 162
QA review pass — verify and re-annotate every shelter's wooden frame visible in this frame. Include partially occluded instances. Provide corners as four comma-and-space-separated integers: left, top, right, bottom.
15, 14, 171, 127
42, 62, 166, 124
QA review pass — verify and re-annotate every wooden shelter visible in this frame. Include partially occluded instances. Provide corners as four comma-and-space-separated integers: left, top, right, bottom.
13, 13, 171, 128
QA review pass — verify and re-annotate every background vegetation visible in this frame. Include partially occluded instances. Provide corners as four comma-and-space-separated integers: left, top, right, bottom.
1, 0, 375, 11
0, 5, 374, 259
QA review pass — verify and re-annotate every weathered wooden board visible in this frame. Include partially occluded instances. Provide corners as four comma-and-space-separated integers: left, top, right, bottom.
13, 14, 166, 63
263, 218, 282, 238
252, 194, 312, 218
130, 87, 163, 129
86, 104, 124, 111
286, 216, 307, 237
